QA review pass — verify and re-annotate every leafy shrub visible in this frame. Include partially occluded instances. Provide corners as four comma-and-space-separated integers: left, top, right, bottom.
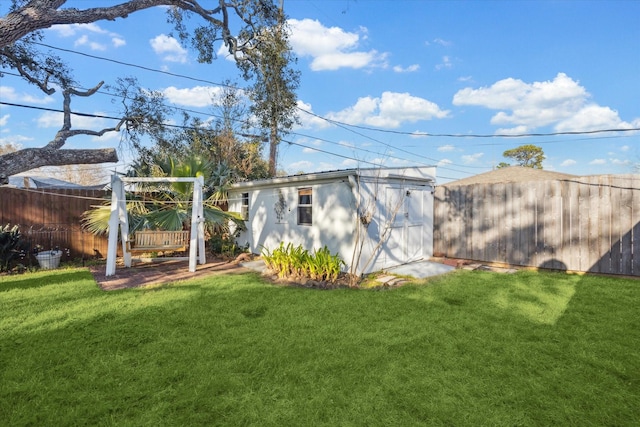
262, 243, 345, 283
0, 224, 28, 272
209, 230, 248, 258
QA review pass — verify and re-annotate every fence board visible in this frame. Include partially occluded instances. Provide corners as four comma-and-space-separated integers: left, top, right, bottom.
566, 180, 581, 271
597, 177, 612, 273
613, 176, 628, 274
0, 187, 109, 260
503, 183, 513, 264
434, 174, 640, 276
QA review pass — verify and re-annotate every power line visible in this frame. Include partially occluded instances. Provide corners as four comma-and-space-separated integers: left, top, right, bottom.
0, 99, 478, 176
4, 43, 636, 177
17, 44, 638, 141
32, 42, 240, 90
296, 106, 640, 139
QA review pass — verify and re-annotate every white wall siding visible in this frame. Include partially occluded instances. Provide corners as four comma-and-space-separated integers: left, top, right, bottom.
232, 180, 356, 266
229, 167, 436, 276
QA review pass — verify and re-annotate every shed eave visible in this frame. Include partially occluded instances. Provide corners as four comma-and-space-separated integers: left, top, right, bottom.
230, 169, 359, 190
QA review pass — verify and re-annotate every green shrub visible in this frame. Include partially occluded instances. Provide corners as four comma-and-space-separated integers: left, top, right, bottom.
209, 230, 248, 258
0, 224, 28, 272
262, 243, 345, 283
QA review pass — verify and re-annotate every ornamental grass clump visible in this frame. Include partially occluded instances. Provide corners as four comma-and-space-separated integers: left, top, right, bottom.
262, 242, 345, 283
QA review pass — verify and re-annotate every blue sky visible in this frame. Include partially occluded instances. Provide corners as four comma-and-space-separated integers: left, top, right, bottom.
1, 0, 638, 183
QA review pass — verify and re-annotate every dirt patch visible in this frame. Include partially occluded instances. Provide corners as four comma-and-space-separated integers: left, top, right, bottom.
89, 258, 248, 291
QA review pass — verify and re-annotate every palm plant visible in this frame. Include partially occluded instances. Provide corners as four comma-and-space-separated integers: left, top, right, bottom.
82, 155, 244, 235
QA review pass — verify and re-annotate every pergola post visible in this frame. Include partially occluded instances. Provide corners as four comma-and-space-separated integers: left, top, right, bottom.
105, 175, 206, 276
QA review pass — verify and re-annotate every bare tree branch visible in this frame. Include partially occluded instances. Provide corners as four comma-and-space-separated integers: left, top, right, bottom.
0, 0, 275, 59
0, 0, 279, 184
0, 148, 118, 184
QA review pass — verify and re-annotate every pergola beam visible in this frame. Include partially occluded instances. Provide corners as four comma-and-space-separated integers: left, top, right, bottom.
105, 175, 206, 276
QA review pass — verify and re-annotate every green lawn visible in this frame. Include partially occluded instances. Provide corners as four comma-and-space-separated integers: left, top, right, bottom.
1, 268, 638, 426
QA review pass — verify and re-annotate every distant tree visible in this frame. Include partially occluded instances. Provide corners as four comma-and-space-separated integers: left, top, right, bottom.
237, 5, 300, 176
0, 0, 280, 184
502, 144, 545, 169
496, 162, 511, 169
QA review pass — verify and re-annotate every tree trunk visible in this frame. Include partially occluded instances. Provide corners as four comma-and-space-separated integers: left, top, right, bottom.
0, 148, 118, 185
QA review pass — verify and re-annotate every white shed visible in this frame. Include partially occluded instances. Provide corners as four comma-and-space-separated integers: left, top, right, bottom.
228, 166, 436, 276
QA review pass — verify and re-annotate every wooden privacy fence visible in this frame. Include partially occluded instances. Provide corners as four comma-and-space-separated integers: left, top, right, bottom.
0, 187, 110, 260
434, 174, 640, 276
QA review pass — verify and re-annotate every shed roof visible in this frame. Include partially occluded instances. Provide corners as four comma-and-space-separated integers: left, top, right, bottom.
230, 166, 436, 190
442, 166, 577, 187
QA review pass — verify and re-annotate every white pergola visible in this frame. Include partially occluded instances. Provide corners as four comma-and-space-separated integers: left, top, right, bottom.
105, 175, 206, 276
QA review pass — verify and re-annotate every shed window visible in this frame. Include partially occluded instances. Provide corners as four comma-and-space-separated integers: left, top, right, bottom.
297, 187, 312, 225
241, 193, 249, 220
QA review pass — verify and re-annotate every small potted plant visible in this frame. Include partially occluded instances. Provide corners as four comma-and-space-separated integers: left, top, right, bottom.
34, 245, 64, 269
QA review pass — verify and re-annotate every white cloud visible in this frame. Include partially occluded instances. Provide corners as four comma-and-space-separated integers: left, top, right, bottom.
611, 158, 632, 166
36, 111, 109, 130
295, 100, 332, 130
435, 56, 453, 70
589, 159, 607, 165
0, 114, 9, 127
0, 134, 32, 145
75, 34, 107, 51
438, 144, 456, 152
432, 38, 453, 47
52, 23, 125, 49
327, 91, 449, 128
555, 104, 635, 132
0, 86, 54, 104
338, 140, 356, 149
162, 86, 223, 107
453, 72, 639, 134
112, 37, 126, 48
461, 153, 484, 164
288, 19, 388, 71
150, 34, 187, 63
438, 159, 453, 167
340, 159, 360, 168
560, 159, 576, 167
393, 64, 420, 73
620, 145, 630, 152
288, 160, 315, 172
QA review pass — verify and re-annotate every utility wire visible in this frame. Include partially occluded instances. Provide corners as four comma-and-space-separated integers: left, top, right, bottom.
4, 43, 637, 177
32, 42, 240, 90
19, 44, 639, 140
0, 99, 478, 176
296, 106, 640, 139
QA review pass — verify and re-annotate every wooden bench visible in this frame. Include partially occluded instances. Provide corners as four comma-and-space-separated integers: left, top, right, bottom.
126, 230, 190, 254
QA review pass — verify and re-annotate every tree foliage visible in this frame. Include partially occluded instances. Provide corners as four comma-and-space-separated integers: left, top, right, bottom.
236, 6, 301, 176
501, 144, 545, 169
0, 0, 281, 184
136, 82, 270, 182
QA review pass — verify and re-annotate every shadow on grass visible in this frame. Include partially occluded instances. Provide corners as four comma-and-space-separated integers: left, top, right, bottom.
0, 270, 94, 292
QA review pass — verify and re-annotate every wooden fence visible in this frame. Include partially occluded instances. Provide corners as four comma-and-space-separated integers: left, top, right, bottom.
0, 187, 110, 262
433, 174, 640, 276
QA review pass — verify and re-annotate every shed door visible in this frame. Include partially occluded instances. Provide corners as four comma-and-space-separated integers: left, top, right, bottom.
384, 187, 425, 267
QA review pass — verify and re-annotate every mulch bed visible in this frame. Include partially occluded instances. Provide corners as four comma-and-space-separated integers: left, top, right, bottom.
89, 258, 248, 291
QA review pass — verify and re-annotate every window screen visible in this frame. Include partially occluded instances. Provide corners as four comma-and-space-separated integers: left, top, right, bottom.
297, 188, 312, 225
241, 193, 249, 220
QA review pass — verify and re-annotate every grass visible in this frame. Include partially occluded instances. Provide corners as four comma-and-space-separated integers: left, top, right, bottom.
1, 268, 639, 426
